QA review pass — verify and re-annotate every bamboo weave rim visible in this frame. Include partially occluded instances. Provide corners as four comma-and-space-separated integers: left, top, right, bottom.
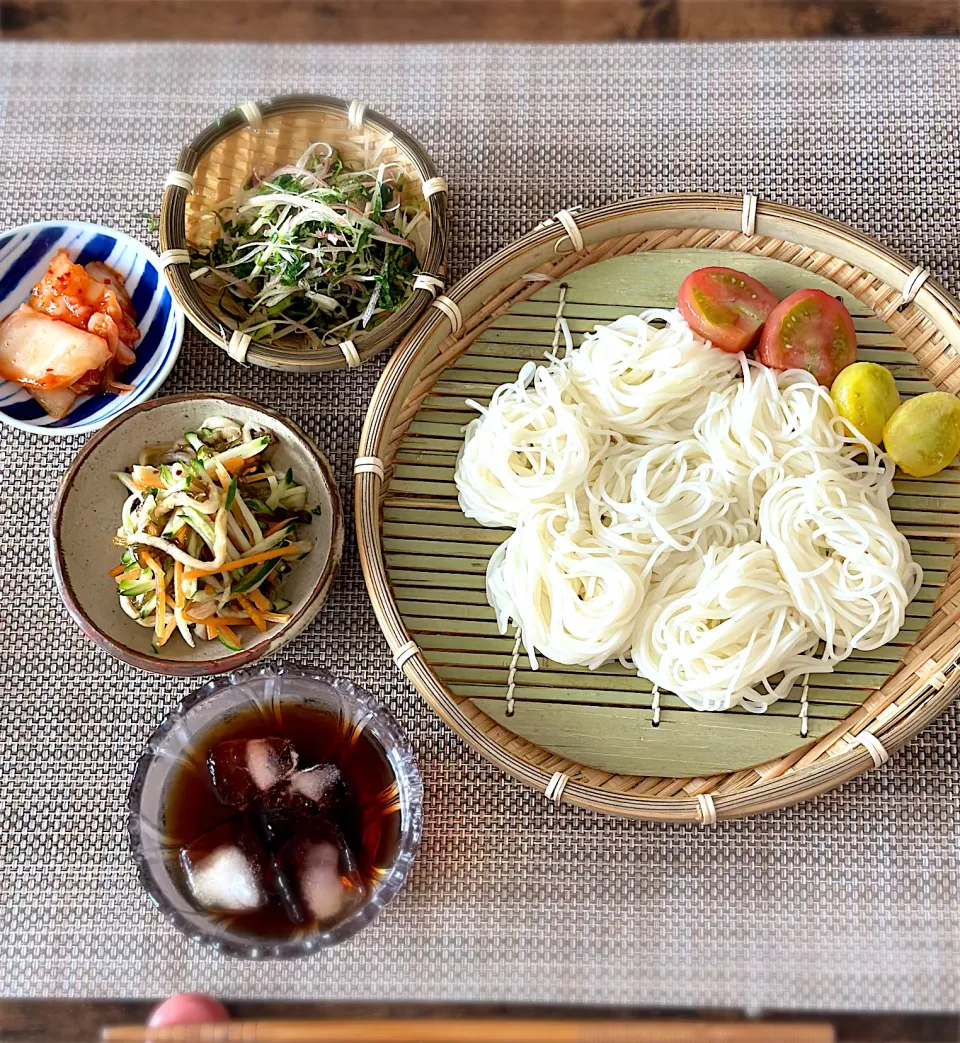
356, 193, 960, 822
160, 94, 448, 372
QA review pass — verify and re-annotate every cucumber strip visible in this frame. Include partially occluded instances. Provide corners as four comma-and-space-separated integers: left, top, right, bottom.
266, 475, 292, 510
139, 594, 157, 618
233, 556, 283, 593
246, 524, 295, 557
244, 497, 273, 515
185, 432, 204, 452
272, 597, 292, 611
233, 493, 262, 543
279, 488, 306, 510
180, 507, 217, 550
225, 477, 237, 511
162, 512, 188, 538
217, 632, 243, 652
118, 578, 155, 597
208, 435, 270, 469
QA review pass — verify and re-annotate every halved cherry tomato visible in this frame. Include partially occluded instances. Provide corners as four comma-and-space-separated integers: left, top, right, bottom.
677, 267, 779, 353
757, 289, 857, 386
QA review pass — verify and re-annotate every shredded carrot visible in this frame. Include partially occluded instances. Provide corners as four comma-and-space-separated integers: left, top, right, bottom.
243, 471, 274, 482
238, 594, 267, 632
183, 544, 300, 578
132, 468, 165, 492
185, 611, 247, 627
218, 623, 240, 646
157, 617, 177, 647
143, 552, 166, 637
261, 612, 291, 624
108, 564, 126, 578
206, 623, 216, 640
203, 584, 216, 595
223, 456, 248, 475
263, 517, 293, 538
249, 589, 271, 612
174, 561, 185, 610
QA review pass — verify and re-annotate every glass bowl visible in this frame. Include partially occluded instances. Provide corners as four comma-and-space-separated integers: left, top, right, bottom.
126, 664, 423, 958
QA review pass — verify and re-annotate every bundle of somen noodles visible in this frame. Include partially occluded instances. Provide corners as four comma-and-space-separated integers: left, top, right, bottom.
454, 310, 922, 713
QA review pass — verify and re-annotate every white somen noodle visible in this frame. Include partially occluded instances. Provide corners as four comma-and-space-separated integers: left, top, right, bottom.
759, 471, 922, 659
486, 503, 648, 670
631, 542, 833, 712
454, 308, 922, 712
567, 309, 741, 436
455, 360, 607, 528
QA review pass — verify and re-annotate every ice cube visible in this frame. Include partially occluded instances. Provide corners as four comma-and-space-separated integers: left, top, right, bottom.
289, 822, 366, 925
207, 737, 298, 806
180, 817, 267, 913
263, 763, 346, 813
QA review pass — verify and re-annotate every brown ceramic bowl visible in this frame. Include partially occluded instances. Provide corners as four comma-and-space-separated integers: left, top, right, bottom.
50, 393, 344, 676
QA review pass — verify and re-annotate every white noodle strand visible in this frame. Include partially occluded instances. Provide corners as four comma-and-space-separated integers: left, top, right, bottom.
453, 310, 922, 712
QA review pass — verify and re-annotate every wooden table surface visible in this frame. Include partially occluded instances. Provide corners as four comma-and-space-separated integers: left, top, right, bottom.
2, 0, 958, 41
0, 1001, 958, 1043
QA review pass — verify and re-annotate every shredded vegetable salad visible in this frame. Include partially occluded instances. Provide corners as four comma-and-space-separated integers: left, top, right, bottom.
190, 142, 426, 348
111, 417, 317, 653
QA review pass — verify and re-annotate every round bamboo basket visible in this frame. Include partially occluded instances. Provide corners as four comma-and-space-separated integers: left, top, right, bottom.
356, 193, 960, 823
160, 94, 448, 372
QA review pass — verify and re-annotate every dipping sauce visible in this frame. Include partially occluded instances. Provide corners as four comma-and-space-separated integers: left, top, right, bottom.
163, 700, 401, 940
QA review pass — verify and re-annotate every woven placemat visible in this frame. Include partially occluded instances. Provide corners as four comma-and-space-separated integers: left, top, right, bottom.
0, 39, 958, 1009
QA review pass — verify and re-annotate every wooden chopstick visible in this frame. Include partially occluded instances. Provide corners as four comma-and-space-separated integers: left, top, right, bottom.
102, 1017, 836, 1042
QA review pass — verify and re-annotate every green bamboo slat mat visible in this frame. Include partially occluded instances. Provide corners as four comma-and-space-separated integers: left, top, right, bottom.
381, 250, 959, 777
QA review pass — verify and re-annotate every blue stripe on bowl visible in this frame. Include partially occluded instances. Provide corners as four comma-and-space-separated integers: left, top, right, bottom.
0, 234, 18, 266
0, 226, 66, 302
130, 262, 158, 321
3, 399, 43, 422
0, 221, 184, 435
75, 233, 124, 268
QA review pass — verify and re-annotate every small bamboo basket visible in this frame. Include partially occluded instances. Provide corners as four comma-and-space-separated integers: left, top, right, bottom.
160, 94, 448, 372
355, 193, 960, 823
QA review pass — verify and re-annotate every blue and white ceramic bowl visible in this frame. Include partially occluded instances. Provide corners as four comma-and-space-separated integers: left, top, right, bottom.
0, 221, 184, 436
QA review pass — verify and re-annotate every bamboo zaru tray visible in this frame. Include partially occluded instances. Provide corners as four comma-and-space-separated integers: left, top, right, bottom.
356, 194, 960, 822
160, 94, 448, 372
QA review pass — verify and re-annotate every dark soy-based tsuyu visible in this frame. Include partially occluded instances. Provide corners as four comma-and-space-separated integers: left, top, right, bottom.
163, 701, 401, 940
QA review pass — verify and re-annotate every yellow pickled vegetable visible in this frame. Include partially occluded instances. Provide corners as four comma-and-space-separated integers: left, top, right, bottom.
883, 392, 960, 477
830, 362, 900, 445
